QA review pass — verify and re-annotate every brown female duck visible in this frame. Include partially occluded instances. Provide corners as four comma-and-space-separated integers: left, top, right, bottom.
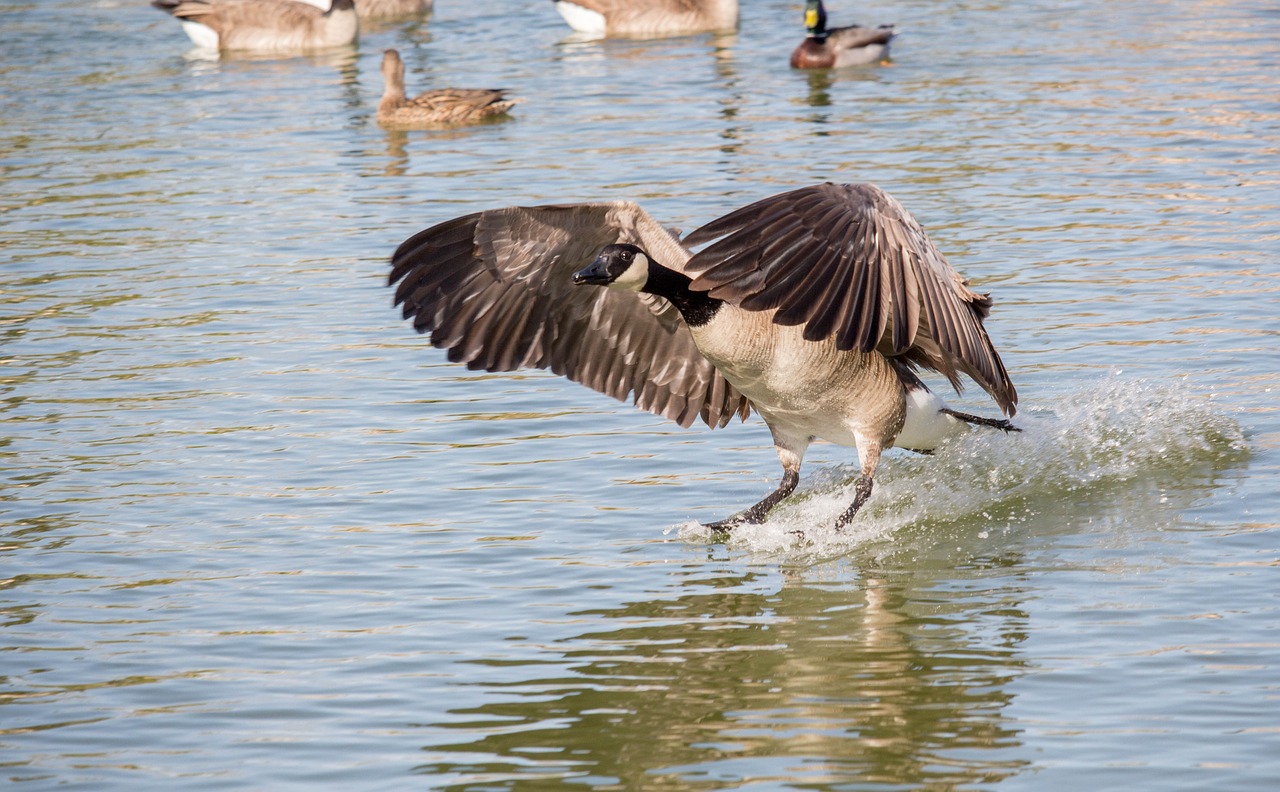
377, 50, 515, 129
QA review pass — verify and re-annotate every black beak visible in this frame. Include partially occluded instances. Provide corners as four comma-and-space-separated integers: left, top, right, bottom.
572, 257, 611, 286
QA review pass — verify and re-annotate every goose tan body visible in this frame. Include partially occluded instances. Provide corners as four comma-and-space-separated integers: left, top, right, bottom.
356, 0, 430, 19
692, 308, 909, 458
553, 0, 738, 37
377, 50, 515, 128
152, 0, 358, 52
388, 182, 1018, 531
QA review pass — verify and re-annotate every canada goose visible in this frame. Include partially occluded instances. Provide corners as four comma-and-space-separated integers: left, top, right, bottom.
356, 0, 430, 19
151, 0, 358, 53
552, 0, 738, 38
377, 50, 515, 128
389, 183, 1018, 531
790, 0, 895, 69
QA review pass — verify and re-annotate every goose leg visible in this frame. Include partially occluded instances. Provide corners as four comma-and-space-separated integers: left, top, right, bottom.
705, 437, 807, 533
834, 441, 883, 529
940, 408, 1021, 433
834, 475, 874, 528
704, 469, 799, 532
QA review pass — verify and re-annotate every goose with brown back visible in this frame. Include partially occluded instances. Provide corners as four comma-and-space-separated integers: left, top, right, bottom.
152, 0, 358, 53
552, 0, 737, 38
356, 0, 430, 20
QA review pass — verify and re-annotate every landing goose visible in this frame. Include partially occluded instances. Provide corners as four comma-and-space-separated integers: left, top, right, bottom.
552, 0, 738, 38
151, 0, 358, 53
388, 183, 1018, 531
790, 0, 895, 69
356, 0, 430, 19
377, 50, 515, 128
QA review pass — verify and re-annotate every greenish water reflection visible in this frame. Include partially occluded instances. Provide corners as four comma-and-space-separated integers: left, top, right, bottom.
418, 564, 1030, 788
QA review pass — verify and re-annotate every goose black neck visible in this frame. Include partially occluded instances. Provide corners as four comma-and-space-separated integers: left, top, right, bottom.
643, 262, 723, 328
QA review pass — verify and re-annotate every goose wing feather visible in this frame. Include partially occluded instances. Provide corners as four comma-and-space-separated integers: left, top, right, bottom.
157, 0, 323, 30
682, 182, 1017, 415
389, 201, 752, 429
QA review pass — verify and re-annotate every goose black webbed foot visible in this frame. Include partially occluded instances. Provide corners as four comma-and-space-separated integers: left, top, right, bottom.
833, 475, 874, 530
703, 516, 746, 534
940, 408, 1021, 433
702, 503, 774, 534
702, 469, 801, 535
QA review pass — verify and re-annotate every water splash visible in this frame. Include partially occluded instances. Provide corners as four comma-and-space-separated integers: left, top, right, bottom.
674, 375, 1249, 554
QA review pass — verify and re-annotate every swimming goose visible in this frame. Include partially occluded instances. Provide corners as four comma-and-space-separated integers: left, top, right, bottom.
356, 0, 430, 19
152, 0, 358, 53
388, 183, 1018, 531
552, 0, 738, 38
790, 0, 895, 69
377, 50, 515, 128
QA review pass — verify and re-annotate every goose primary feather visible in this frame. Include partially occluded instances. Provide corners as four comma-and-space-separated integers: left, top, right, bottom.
377, 50, 516, 129
790, 0, 895, 68
151, 0, 358, 53
388, 182, 1018, 532
552, 0, 738, 38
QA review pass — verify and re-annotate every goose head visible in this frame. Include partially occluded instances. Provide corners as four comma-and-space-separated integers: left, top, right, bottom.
573, 243, 652, 292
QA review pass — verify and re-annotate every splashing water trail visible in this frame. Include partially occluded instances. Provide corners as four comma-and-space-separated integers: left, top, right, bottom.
676, 376, 1249, 553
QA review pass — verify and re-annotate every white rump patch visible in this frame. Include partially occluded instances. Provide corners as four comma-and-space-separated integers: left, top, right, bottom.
180, 20, 220, 50
894, 388, 964, 451
554, 1, 606, 35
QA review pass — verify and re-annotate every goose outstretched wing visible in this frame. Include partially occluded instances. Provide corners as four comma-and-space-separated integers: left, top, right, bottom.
389, 201, 752, 428
682, 182, 1017, 415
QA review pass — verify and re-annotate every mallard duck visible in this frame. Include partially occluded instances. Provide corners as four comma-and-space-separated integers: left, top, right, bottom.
377, 50, 515, 128
790, 0, 895, 68
388, 183, 1019, 531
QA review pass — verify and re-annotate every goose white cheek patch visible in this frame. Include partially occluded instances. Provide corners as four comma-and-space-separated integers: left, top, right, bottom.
610, 252, 651, 292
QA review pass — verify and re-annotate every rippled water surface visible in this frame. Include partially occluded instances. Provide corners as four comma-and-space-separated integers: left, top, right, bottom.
3, 0, 1279, 788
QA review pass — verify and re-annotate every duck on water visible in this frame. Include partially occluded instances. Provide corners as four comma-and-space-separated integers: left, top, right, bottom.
388, 182, 1019, 532
377, 49, 515, 129
790, 0, 896, 69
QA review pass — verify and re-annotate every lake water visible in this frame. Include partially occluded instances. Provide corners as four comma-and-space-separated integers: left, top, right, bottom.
2, 0, 1278, 788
